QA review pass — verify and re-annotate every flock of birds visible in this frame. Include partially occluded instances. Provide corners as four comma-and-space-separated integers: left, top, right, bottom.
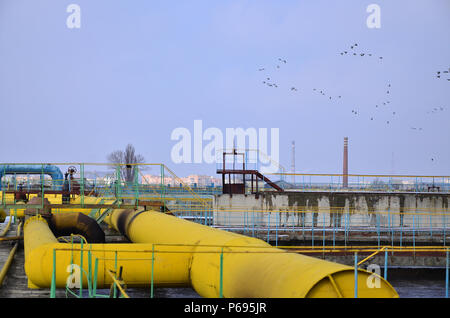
259, 58, 299, 92
256, 44, 448, 164
339, 43, 384, 61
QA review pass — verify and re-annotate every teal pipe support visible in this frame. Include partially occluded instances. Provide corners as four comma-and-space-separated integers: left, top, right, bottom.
219, 248, 224, 298
80, 164, 84, 208
114, 250, 117, 298
51, 249, 56, 298
93, 258, 98, 297
79, 239, 83, 298
384, 248, 388, 280
88, 246, 92, 298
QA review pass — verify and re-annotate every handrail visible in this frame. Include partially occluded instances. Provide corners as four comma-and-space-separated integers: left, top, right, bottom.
358, 246, 388, 266
106, 269, 129, 298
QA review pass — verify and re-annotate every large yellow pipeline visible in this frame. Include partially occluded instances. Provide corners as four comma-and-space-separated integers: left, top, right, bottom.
104, 209, 399, 298
24, 215, 191, 289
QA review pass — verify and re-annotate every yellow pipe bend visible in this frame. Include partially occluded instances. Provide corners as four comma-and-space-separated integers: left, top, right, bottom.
105, 209, 399, 298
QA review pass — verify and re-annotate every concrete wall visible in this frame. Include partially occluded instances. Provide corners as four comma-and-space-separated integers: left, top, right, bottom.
213, 191, 450, 229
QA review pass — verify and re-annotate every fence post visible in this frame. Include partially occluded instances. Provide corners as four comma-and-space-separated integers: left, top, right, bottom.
275, 212, 279, 247
446, 249, 449, 299
312, 212, 315, 247
80, 163, 84, 208
88, 246, 92, 298
41, 164, 44, 210
354, 252, 358, 298
151, 244, 154, 298
134, 165, 139, 207
51, 248, 56, 298
93, 258, 98, 297
384, 248, 388, 280
79, 239, 83, 298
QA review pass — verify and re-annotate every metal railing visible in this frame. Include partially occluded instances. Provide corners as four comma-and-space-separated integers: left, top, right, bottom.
50, 242, 450, 298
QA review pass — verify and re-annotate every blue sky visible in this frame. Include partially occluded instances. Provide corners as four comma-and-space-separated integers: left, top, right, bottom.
0, 0, 449, 177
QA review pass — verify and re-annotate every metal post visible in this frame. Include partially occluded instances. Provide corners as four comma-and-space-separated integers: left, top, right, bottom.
388, 205, 392, 246
332, 211, 336, 248
41, 164, 44, 209
134, 165, 139, 207
51, 249, 56, 298
252, 211, 255, 237
413, 215, 416, 252
400, 213, 403, 247
377, 213, 380, 247
79, 239, 83, 298
80, 164, 84, 208
430, 213, 433, 240
88, 246, 92, 298
446, 249, 449, 298
93, 258, 98, 297
384, 248, 388, 280
322, 212, 325, 249
344, 211, 347, 246
275, 212, 278, 247
219, 248, 224, 298
354, 252, 358, 298
115, 165, 120, 200
151, 244, 154, 298
267, 212, 270, 243
113, 250, 118, 298
444, 212, 447, 247
160, 164, 166, 211
1, 166, 5, 208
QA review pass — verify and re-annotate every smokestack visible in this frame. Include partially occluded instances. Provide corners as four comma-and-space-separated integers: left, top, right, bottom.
291, 141, 295, 184
343, 137, 348, 188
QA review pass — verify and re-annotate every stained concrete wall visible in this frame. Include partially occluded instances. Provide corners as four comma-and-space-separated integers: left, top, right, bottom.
213, 191, 450, 229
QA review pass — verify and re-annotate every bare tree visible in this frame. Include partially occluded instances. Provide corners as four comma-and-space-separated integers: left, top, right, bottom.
107, 144, 145, 183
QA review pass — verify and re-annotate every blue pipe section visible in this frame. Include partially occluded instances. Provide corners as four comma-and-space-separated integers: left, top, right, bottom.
0, 164, 63, 190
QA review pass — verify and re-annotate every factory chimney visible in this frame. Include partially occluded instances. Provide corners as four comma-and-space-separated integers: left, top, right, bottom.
343, 137, 348, 188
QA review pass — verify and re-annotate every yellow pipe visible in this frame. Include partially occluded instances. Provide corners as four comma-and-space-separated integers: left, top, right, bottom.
104, 209, 399, 298
23, 215, 190, 289
0, 222, 22, 286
